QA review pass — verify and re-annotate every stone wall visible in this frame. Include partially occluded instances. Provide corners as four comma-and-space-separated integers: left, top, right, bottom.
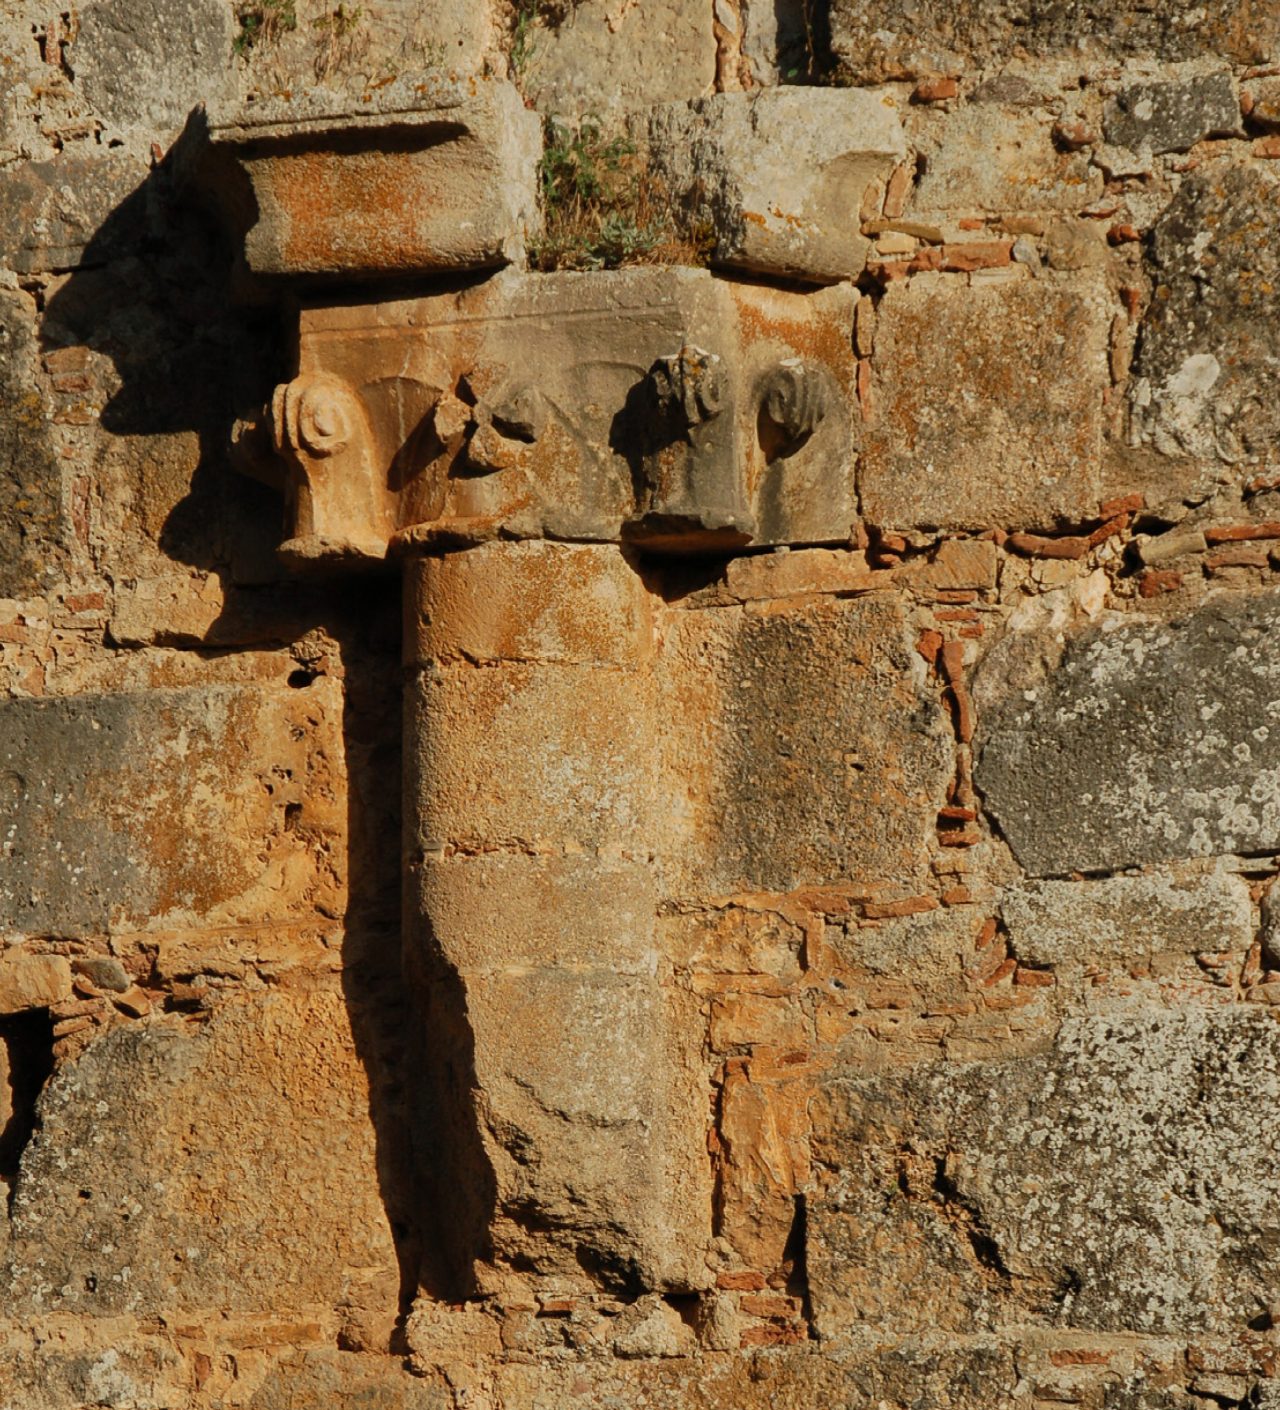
2, 2, 1280, 1407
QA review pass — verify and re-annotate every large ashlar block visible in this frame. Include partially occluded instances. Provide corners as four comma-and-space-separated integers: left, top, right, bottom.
647, 88, 907, 283
194, 75, 541, 278
2, 993, 398, 1316
275, 268, 856, 561
1001, 869, 1253, 967
910, 107, 1102, 216
659, 596, 953, 894
810, 1001, 1280, 1337
829, 0, 1279, 83
0, 681, 344, 937
977, 590, 1280, 875
860, 274, 1111, 532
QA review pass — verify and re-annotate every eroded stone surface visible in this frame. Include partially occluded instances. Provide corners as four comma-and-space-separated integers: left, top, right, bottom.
812, 1002, 1280, 1336
860, 275, 1111, 532
1001, 869, 1253, 966
4, 992, 398, 1315
662, 595, 953, 894
977, 591, 1280, 874
911, 107, 1102, 215
0, 682, 345, 936
0, 291, 63, 597
1103, 71, 1239, 154
520, 0, 717, 115
648, 88, 906, 282
829, 0, 1280, 82
1131, 164, 1280, 475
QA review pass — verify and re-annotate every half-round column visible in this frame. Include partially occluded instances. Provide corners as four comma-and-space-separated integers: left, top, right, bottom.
403, 540, 700, 1295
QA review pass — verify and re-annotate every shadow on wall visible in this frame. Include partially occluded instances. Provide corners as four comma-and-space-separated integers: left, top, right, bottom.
36, 126, 471, 1323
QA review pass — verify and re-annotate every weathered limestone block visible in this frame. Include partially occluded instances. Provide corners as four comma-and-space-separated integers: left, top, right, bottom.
811, 1002, 1280, 1336
494, 1340, 1019, 1409
648, 88, 907, 282
281, 269, 856, 560
73, 0, 235, 133
1103, 71, 1239, 154
248, 1351, 451, 1410
3, 992, 398, 1315
405, 544, 708, 1292
0, 291, 64, 597
910, 107, 1102, 216
1002, 869, 1253, 967
0, 951, 71, 1015
197, 76, 541, 279
661, 596, 953, 894
977, 591, 1280, 875
829, 0, 1280, 83
519, 0, 716, 115
860, 274, 1111, 532
1131, 165, 1280, 474
0, 151, 149, 274
0, 681, 345, 936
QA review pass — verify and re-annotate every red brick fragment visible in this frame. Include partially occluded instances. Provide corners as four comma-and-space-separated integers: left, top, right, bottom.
1204, 521, 1280, 543
1138, 568, 1182, 598
941, 886, 972, 906
939, 829, 981, 847
1014, 966, 1055, 987
716, 1270, 766, 1291
1206, 545, 1270, 572
883, 162, 913, 218
1100, 491, 1144, 516
740, 1323, 807, 1347
1050, 1349, 1113, 1367
934, 608, 977, 622
863, 895, 939, 920
976, 918, 998, 949
913, 76, 958, 102
1006, 531, 1090, 559
957, 217, 985, 231
1254, 136, 1280, 158
983, 958, 1017, 987
1107, 223, 1141, 244
939, 805, 977, 822
1087, 513, 1129, 547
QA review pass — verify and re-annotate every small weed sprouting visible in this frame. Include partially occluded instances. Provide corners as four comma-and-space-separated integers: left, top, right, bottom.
530, 116, 708, 272
313, 3, 362, 38
313, 2, 367, 80
508, 1, 579, 79
232, 0, 298, 55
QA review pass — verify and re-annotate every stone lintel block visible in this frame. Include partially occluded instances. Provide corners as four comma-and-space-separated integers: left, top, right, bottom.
977, 590, 1280, 875
0, 682, 345, 936
860, 273, 1111, 533
287, 268, 855, 561
1001, 868, 1253, 967
194, 75, 540, 279
412, 853, 657, 974
647, 88, 906, 283
406, 541, 651, 668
